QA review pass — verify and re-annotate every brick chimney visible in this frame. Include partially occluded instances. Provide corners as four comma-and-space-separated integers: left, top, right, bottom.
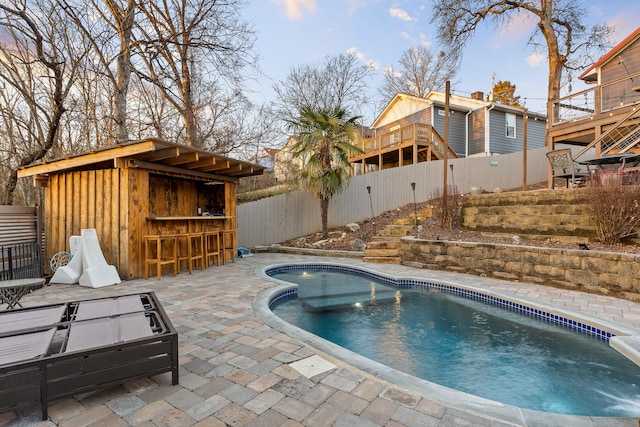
471, 91, 484, 101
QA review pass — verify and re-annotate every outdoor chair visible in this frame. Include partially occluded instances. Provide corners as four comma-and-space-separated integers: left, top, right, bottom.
546, 148, 591, 188
0, 292, 178, 420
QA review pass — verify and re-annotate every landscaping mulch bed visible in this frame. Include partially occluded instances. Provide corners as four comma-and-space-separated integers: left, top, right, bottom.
279, 198, 640, 255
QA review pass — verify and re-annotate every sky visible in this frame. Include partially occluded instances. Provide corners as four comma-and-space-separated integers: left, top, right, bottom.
242, 0, 640, 125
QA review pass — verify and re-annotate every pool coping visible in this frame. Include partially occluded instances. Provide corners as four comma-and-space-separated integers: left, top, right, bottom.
253, 261, 640, 427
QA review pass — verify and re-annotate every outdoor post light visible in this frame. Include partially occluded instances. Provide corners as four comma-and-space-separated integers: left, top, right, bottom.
449, 164, 455, 189
410, 182, 417, 225
366, 186, 375, 231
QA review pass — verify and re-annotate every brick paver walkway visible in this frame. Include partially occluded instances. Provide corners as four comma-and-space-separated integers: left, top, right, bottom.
2, 253, 640, 427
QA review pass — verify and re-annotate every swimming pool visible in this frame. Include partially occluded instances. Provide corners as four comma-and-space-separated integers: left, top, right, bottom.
255, 263, 640, 424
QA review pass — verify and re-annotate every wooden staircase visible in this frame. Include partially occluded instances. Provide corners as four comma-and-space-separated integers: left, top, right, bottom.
363, 207, 432, 264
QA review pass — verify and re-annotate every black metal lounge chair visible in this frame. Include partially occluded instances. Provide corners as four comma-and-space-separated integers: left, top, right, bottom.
0, 292, 178, 420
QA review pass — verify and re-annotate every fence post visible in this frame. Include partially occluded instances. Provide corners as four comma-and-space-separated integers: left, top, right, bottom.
7, 247, 13, 280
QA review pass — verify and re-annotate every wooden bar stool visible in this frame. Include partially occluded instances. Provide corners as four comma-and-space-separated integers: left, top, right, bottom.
175, 233, 192, 273
203, 229, 221, 268
221, 230, 235, 264
188, 232, 205, 272
144, 235, 178, 280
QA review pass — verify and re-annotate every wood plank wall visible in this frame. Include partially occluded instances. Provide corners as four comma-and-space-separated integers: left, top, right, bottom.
149, 175, 199, 217
44, 168, 142, 279
44, 168, 239, 280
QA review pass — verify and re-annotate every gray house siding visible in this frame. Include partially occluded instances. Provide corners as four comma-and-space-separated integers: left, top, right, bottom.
525, 118, 546, 150
433, 107, 467, 157
488, 110, 546, 154
467, 109, 486, 156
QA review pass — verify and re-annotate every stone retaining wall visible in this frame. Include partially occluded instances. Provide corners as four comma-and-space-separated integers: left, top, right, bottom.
400, 236, 640, 301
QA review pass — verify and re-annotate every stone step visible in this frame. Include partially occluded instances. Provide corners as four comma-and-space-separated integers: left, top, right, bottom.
464, 222, 596, 238
362, 256, 401, 264
364, 248, 400, 257
463, 204, 588, 216
458, 188, 608, 243
463, 188, 589, 207
377, 225, 414, 237
369, 235, 404, 244
461, 213, 593, 227
476, 232, 600, 244
366, 240, 401, 249
395, 218, 422, 225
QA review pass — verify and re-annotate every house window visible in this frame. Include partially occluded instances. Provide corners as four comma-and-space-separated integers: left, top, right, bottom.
505, 113, 516, 138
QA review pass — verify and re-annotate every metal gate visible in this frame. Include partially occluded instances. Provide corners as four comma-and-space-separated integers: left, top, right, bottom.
0, 206, 42, 280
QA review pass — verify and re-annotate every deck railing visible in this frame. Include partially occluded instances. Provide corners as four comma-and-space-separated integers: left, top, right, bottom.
552, 73, 640, 125
356, 123, 453, 159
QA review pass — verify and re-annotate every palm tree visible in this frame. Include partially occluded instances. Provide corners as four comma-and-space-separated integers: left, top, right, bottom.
287, 107, 364, 238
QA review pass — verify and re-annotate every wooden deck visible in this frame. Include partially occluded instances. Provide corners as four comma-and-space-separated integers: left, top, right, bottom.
349, 123, 457, 171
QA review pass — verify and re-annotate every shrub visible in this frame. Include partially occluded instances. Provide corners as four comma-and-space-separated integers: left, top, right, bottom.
431, 185, 462, 231
583, 172, 640, 245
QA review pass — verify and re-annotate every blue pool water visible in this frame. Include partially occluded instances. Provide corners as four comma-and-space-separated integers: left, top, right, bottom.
269, 268, 640, 417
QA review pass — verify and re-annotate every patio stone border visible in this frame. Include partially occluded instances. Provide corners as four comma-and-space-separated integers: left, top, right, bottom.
254, 244, 364, 258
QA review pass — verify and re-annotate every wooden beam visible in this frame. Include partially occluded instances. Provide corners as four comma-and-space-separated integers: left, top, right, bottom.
34, 175, 49, 188
164, 151, 199, 166
202, 160, 230, 172
183, 156, 216, 170
229, 166, 255, 176
17, 140, 158, 178
225, 163, 243, 174
136, 147, 180, 162
127, 159, 238, 183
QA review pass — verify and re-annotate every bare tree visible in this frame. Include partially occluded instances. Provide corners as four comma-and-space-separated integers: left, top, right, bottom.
133, 0, 256, 149
431, 0, 613, 125
273, 53, 375, 123
61, 0, 136, 144
0, 0, 85, 204
379, 46, 457, 101
128, 77, 182, 140
232, 103, 283, 161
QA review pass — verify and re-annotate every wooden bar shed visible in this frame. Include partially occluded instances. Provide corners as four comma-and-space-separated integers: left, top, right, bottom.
17, 139, 265, 280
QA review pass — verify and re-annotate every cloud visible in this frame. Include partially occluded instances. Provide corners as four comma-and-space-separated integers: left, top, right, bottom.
389, 7, 415, 22
272, 0, 316, 20
383, 66, 401, 78
418, 34, 432, 47
347, 47, 365, 60
347, 47, 379, 70
526, 52, 545, 67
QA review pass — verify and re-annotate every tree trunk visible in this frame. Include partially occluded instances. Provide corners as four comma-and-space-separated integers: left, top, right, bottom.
107, 0, 136, 144
537, 2, 564, 147
2, 170, 17, 205
320, 197, 329, 238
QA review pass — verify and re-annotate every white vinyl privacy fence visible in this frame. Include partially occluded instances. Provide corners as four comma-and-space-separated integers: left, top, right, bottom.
238, 148, 548, 248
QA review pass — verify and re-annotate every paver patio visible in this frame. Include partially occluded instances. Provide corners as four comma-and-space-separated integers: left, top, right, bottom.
2, 253, 640, 427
